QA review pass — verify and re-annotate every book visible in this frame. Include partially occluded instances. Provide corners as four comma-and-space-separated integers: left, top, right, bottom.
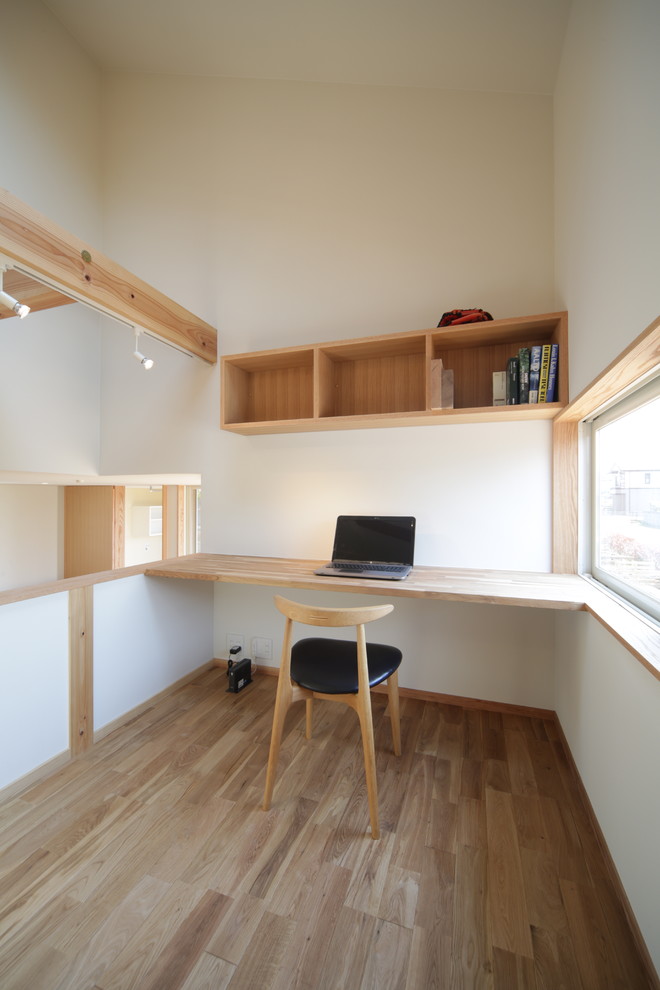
492, 371, 506, 406
506, 356, 519, 404
538, 344, 552, 402
518, 347, 530, 403
545, 343, 559, 402
529, 345, 542, 402
430, 358, 454, 409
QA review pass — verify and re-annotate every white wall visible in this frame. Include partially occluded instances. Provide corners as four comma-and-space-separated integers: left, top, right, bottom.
0, 305, 102, 477
0, 0, 102, 240
0, 593, 69, 791
94, 574, 214, 731
99, 73, 557, 572
215, 584, 555, 709
0, 0, 104, 480
554, 0, 660, 397
554, 0, 660, 974
0, 485, 61, 590
555, 611, 660, 971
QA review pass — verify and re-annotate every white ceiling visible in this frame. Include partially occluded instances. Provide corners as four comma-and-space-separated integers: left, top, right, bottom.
43, 0, 571, 94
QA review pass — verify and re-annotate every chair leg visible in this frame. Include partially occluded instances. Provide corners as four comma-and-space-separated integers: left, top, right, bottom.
355, 693, 380, 839
263, 684, 291, 811
305, 698, 313, 740
387, 670, 401, 757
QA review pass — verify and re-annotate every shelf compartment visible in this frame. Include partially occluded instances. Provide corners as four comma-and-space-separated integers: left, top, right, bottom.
222, 348, 315, 426
318, 334, 427, 418
220, 312, 568, 433
431, 313, 566, 409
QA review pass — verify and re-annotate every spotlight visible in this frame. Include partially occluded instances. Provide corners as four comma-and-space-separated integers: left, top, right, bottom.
133, 328, 154, 370
0, 287, 30, 319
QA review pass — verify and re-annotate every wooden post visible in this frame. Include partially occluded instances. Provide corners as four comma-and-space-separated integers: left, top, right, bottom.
69, 586, 93, 755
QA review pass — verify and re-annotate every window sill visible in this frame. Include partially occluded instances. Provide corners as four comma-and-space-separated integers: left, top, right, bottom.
580, 574, 660, 680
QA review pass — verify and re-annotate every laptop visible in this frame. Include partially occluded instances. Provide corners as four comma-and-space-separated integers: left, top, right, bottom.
314, 515, 416, 580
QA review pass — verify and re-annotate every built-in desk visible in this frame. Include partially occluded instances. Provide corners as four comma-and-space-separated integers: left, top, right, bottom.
145, 553, 660, 679
145, 554, 587, 609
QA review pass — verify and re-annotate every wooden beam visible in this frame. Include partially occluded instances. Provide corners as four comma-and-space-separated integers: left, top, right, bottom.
0, 186, 217, 363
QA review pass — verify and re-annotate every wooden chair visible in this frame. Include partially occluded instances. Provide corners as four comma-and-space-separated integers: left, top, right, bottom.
262, 594, 402, 838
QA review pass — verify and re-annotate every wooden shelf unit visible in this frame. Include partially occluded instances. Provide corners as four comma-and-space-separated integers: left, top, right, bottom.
221, 312, 567, 434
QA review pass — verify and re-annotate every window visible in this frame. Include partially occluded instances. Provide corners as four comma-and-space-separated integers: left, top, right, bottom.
591, 376, 660, 622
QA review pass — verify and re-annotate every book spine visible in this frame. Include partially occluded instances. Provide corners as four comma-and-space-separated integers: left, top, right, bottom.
506, 356, 519, 404
538, 344, 552, 402
529, 345, 542, 403
492, 370, 506, 406
545, 343, 559, 402
518, 347, 530, 404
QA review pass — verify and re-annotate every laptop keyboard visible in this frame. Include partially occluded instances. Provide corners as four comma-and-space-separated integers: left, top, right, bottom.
329, 562, 404, 572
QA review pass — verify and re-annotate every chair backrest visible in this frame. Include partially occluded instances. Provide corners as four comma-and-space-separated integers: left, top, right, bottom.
273, 594, 393, 629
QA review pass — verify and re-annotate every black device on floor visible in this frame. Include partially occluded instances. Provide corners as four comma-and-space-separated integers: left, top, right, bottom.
314, 515, 416, 580
227, 655, 252, 693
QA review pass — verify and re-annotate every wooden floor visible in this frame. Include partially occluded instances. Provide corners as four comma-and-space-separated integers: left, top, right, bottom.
0, 667, 654, 990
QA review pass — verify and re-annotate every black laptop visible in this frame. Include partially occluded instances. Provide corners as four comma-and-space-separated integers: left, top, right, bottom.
314, 515, 416, 580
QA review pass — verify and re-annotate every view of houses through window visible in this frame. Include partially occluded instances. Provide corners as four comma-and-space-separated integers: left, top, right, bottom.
592, 383, 660, 621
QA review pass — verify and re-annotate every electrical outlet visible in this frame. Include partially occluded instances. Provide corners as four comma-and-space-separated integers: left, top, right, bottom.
252, 637, 273, 661
226, 633, 244, 655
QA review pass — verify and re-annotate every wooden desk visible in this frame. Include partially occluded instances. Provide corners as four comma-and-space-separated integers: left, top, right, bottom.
145, 553, 587, 610
146, 554, 660, 679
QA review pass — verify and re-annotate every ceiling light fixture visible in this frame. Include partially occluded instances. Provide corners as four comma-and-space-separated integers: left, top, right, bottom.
133, 327, 154, 370
0, 270, 30, 319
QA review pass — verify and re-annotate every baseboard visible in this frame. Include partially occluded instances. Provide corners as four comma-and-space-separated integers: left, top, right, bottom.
553, 717, 660, 990
212, 658, 555, 720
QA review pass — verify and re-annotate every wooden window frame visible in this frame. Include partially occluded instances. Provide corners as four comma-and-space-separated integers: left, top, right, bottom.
553, 313, 660, 574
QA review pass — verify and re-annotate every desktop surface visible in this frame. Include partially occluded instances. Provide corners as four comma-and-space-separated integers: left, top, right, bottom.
145, 553, 588, 610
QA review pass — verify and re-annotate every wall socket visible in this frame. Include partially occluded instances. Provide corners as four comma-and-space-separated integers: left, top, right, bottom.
226, 633, 245, 655
252, 637, 273, 661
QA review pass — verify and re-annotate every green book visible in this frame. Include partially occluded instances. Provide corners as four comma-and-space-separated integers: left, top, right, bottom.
518, 347, 530, 403
506, 356, 519, 404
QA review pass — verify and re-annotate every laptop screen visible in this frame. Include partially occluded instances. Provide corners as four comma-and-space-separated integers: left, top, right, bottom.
332, 515, 416, 565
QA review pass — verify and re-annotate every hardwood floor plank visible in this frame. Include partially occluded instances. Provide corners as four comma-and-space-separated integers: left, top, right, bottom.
51, 873, 170, 990
414, 846, 454, 936
132, 888, 232, 990
271, 859, 353, 990
343, 829, 396, 915
531, 925, 584, 990
378, 864, 420, 929
96, 880, 207, 990
492, 945, 539, 989
214, 909, 295, 990
452, 844, 493, 989
505, 729, 538, 796
204, 892, 266, 965
314, 906, 378, 990
560, 879, 631, 990
407, 925, 452, 990
485, 788, 534, 958
360, 918, 412, 990
178, 951, 235, 990
0, 674, 654, 990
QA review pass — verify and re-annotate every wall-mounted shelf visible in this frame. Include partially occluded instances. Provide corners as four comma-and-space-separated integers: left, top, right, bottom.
221, 312, 568, 434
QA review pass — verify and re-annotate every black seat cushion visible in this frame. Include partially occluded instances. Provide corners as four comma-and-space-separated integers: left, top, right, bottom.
290, 637, 402, 695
